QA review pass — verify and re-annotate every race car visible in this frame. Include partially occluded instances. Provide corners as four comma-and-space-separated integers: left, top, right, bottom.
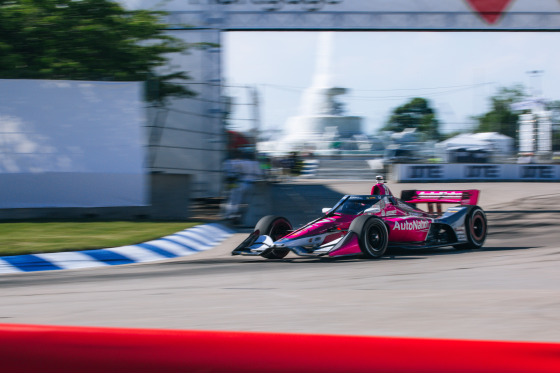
232, 176, 487, 259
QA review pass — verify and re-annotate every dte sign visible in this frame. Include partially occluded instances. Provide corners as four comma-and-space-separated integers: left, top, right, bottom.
408, 165, 443, 179
465, 165, 500, 178
521, 166, 555, 179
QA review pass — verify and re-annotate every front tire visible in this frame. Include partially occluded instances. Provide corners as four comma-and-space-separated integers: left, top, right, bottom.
349, 215, 389, 259
454, 206, 487, 250
255, 215, 293, 259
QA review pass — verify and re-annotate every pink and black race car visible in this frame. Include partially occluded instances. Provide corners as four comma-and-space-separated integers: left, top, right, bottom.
232, 177, 487, 259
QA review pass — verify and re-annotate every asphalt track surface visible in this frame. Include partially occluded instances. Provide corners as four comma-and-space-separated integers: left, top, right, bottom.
1, 181, 560, 342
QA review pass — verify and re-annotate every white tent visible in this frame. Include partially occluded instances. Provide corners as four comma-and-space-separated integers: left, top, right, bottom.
438, 134, 489, 149
437, 132, 514, 155
469, 132, 514, 155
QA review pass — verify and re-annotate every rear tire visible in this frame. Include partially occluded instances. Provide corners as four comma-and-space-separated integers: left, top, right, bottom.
454, 207, 487, 250
350, 215, 389, 259
255, 215, 293, 259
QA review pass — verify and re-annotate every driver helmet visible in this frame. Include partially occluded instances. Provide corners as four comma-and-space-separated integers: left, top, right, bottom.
371, 175, 392, 196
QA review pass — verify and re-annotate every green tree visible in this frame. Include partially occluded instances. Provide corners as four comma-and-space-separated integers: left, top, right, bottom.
0, 0, 196, 104
382, 97, 441, 140
473, 85, 527, 139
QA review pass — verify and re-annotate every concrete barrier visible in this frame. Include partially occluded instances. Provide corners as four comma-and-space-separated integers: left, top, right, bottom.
150, 173, 193, 219
241, 181, 273, 227
240, 182, 345, 228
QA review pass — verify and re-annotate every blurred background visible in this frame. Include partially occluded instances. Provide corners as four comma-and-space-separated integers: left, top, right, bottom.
1, 0, 560, 222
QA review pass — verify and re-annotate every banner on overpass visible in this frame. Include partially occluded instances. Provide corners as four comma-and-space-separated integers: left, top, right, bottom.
121, 0, 560, 31
0, 79, 147, 208
394, 164, 560, 182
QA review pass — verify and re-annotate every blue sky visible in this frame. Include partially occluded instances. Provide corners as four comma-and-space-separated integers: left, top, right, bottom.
223, 31, 560, 136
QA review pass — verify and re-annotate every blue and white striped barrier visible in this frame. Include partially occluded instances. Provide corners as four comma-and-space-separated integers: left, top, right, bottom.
0, 223, 234, 274
300, 159, 319, 177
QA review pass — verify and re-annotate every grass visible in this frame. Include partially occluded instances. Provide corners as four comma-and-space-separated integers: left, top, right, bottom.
0, 220, 200, 257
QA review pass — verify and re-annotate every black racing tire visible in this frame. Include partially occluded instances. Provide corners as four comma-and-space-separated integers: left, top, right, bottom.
255, 215, 293, 259
453, 206, 487, 250
349, 215, 389, 259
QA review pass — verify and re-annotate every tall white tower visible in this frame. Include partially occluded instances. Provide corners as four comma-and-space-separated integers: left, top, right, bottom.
280, 32, 363, 151
516, 70, 552, 156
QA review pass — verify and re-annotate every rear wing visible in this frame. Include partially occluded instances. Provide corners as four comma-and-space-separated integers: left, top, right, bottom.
401, 190, 480, 206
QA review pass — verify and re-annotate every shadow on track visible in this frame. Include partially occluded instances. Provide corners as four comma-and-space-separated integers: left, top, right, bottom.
299, 244, 536, 262
386, 245, 535, 257
171, 245, 539, 267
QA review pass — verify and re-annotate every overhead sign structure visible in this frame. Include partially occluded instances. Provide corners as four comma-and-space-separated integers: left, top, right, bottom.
159, 0, 560, 30
119, 0, 560, 197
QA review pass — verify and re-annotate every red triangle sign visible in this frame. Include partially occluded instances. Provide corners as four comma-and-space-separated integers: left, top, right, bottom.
465, 0, 514, 24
